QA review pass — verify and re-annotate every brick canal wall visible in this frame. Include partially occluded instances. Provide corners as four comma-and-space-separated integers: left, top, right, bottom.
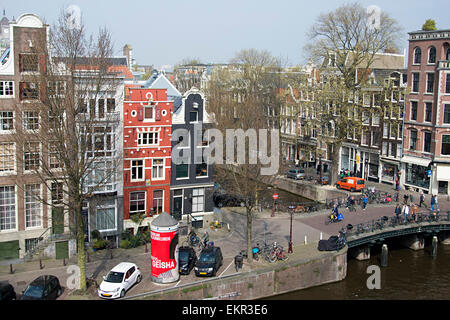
133, 247, 347, 300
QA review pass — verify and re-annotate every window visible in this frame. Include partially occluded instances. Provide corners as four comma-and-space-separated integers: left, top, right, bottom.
48, 81, 66, 96
96, 200, 115, 231
0, 112, 13, 131
398, 123, 403, 140
382, 142, 388, 155
176, 163, 189, 179
0, 81, 14, 97
447, 48, 450, 61
196, 156, 208, 177
424, 131, 432, 153
0, 143, 14, 172
390, 142, 396, 157
428, 46, 436, 64
25, 184, 41, 228
89, 99, 96, 118
442, 135, 450, 155
413, 47, 421, 64
131, 160, 144, 181
425, 102, 432, 122
144, 105, 154, 120
137, 132, 159, 146
98, 99, 105, 118
444, 105, 450, 124
390, 123, 396, 139
362, 111, 369, 125
192, 188, 204, 213
397, 144, 402, 158
372, 113, 380, 126
24, 142, 40, 171
446, 74, 450, 94
23, 111, 39, 130
107, 98, 115, 113
151, 159, 164, 180
409, 130, 417, 150
383, 122, 389, 138
129, 192, 145, 216
78, 99, 87, 113
189, 110, 198, 122
20, 54, 39, 72
51, 182, 63, 205
21, 82, 39, 100
361, 130, 369, 146
0, 186, 16, 231
412, 73, 419, 93
152, 190, 163, 214
411, 101, 418, 121
48, 142, 62, 169
426, 73, 434, 93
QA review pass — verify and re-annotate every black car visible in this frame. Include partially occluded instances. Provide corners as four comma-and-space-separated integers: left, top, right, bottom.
194, 246, 223, 277
178, 246, 197, 275
20, 275, 62, 300
0, 282, 16, 301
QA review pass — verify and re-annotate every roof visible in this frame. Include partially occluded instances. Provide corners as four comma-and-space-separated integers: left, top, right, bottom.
151, 211, 178, 227
347, 52, 405, 70
146, 72, 182, 110
111, 262, 136, 272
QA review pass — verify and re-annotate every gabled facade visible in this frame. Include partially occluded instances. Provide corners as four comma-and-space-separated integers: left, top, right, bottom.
170, 87, 214, 227
122, 87, 172, 233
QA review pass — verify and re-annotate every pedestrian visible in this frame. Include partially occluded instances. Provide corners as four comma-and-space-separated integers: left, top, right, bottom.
403, 193, 409, 205
431, 194, 436, 212
394, 204, 401, 223
295, 158, 299, 167
395, 190, 399, 203
434, 195, 440, 213
401, 204, 410, 223
419, 190, 426, 208
202, 231, 209, 247
362, 194, 368, 211
395, 177, 399, 191
411, 204, 418, 222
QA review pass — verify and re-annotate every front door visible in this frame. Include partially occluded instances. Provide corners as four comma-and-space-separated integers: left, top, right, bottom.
172, 190, 183, 221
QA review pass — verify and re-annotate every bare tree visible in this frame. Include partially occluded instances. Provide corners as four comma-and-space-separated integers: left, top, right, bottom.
293, 2, 402, 184
207, 49, 281, 261
14, 9, 122, 291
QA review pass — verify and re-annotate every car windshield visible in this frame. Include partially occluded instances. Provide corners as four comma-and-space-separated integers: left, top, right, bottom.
178, 250, 190, 262
198, 251, 215, 263
105, 271, 124, 283
23, 285, 44, 298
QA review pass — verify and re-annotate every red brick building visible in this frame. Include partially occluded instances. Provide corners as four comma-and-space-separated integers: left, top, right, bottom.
123, 87, 172, 233
402, 29, 450, 195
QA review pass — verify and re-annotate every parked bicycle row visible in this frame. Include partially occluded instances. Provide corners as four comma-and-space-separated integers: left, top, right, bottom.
235, 241, 289, 272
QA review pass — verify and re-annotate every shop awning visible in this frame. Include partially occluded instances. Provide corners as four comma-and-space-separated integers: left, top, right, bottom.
380, 158, 400, 166
401, 155, 431, 167
437, 165, 450, 181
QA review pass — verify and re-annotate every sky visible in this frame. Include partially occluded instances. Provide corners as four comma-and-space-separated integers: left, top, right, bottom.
4, 0, 450, 70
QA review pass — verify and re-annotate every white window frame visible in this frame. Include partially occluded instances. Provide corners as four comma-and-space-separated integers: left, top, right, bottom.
0, 81, 14, 98
137, 131, 159, 146
96, 199, 116, 232
25, 184, 42, 229
0, 185, 17, 232
130, 159, 144, 182
192, 188, 205, 213
0, 142, 15, 174
151, 158, 165, 181
129, 191, 146, 216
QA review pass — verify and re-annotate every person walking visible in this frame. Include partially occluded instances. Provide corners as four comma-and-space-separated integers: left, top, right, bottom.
431, 194, 436, 212
401, 204, 410, 223
394, 204, 401, 223
202, 231, 209, 247
395, 177, 399, 191
411, 204, 418, 222
419, 190, 426, 208
362, 194, 368, 211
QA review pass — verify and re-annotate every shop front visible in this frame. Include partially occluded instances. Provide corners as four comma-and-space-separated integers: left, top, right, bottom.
380, 159, 399, 184
405, 163, 430, 190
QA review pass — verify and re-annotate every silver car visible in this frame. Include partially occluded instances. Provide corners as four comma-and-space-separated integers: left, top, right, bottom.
286, 168, 306, 180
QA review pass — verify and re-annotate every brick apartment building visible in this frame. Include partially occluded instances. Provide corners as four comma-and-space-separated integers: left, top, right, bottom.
122, 87, 172, 234
402, 29, 450, 195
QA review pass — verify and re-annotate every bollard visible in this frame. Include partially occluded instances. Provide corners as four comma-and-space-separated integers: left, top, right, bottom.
9, 264, 14, 274
304, 235, 307, 245
39, 259, 44, 269
320, 232, 323, 240
432, 236, 438, 258
381, 244, 388, 267
63, 258, 66, 266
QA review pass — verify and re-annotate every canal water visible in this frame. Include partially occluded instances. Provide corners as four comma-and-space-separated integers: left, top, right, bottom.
268, 241, 450, 300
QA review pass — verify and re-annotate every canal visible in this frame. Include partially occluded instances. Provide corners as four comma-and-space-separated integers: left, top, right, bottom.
268, 241, 450, 300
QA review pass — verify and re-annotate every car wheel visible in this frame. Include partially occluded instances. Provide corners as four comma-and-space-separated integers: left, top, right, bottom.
120, 289, 125, 298
136, 274, 142, 284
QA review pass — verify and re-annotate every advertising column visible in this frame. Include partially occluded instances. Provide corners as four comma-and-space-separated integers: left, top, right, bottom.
150, 212, 179, 283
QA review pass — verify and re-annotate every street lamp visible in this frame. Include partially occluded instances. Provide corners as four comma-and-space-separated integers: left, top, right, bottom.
288, 204, 295, 253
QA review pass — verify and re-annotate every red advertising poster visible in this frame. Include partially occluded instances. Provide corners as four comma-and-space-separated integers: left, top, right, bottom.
150, 228, 179, 283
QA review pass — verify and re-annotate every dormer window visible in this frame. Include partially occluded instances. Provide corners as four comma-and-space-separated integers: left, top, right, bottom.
189, 110, 198, 122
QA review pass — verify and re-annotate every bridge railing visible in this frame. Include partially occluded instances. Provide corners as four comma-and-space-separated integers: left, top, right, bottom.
343, 210, 450, 240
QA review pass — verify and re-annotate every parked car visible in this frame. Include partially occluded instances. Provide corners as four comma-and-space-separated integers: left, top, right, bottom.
286, 168, 306, 180
0, 281, 16, 301
19, 275, 61, 300
98, 262, 141, 299
336, 177, 365, 192
194, 246, 223, 277
178, 246, 197, 275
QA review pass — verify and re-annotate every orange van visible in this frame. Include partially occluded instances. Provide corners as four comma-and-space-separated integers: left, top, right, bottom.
336, 177, 365, 192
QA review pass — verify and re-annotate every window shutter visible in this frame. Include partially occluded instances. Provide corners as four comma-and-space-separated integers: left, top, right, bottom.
138, 106, 143, 121
155, 105, 161, 121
